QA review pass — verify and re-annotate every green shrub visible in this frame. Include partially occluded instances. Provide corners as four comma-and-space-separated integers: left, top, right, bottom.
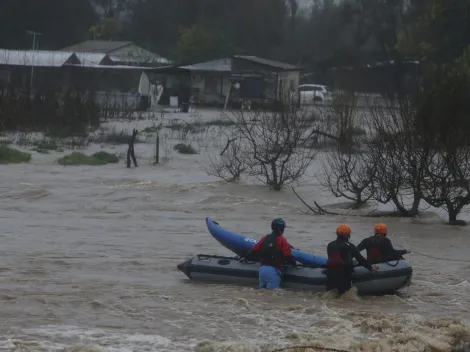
92, 151, 119, 164
0, 146, 32, 164
57, 151, 119, 166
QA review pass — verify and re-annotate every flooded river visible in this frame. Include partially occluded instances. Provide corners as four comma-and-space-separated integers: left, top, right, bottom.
1, 121, 470, 351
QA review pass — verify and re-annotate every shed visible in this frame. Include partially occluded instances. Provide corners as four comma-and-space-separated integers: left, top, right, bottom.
174, 55, 302, 106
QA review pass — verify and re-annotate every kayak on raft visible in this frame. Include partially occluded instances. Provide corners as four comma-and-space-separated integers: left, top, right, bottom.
205, 216, 327, 267
177, 254, 413, 296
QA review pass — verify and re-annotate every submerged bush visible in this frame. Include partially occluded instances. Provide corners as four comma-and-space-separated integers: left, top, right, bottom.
57, 151, 119, 166
92, 151, 120, 164
174, 143, 198, 154
0, 145, 32, 164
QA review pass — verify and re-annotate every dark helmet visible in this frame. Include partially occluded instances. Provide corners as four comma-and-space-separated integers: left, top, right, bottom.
271, 218, 286, 234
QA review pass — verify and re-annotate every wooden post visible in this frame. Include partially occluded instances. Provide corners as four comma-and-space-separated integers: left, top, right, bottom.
155, 131, 160, 164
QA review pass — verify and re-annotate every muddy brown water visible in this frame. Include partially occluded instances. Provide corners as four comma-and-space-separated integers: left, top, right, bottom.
0, 143, 469, 352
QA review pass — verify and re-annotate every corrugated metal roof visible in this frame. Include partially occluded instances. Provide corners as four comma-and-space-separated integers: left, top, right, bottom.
61, 41, 172, 65
109, 55, 171, 65
108, 46, 172, 65
68, 63, 159, 70
61, 40, 132, 53
179, 58, 232, 72
0, 49, 78, 67
234, 55, 299, 70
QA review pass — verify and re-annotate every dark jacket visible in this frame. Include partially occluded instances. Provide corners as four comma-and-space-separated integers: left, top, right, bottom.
327, 238, 373, 271
356, 236, 407, 264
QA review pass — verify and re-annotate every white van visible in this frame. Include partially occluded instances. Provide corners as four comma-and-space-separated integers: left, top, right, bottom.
299, 84, 332, 103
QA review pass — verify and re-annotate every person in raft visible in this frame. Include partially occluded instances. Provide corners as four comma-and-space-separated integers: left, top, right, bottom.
356, 223, 411, 264
245, 218, 297, 289
326, 224, 378, 295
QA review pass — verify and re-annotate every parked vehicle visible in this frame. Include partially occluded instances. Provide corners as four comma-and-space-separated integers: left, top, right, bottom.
299, 84, 332, 103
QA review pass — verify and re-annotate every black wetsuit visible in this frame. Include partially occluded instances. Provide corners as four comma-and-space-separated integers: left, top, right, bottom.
356, 236, 407, 264
326, 237, 373, 294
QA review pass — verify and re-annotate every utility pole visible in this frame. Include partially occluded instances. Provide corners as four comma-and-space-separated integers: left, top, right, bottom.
26, 30, 43, 91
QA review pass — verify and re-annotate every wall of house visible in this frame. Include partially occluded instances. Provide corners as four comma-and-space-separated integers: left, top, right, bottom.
188, 71, 230, 105
231, 58, 298, 102
139, 72, 151, 95
277, 70, 300, 101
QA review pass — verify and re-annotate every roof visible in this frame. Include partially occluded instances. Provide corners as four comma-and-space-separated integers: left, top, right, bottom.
69, 52, 109, 65
67, 63, 160, 70
109, 51, 171, 65
61, 41, 172, 65
179, 56, 300, 72
179, 58, 232, 72
234, 55, 300, 71
0, 49, 78, 67
61, 40, 133, 53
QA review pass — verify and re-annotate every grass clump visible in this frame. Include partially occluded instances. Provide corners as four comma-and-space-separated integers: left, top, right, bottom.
174, 143, 198, 155
34, 140, 59, 151
0, 145, 32, 164
57, 151, 119, 166
92, 151, 119, 163
143, 125, 161, 133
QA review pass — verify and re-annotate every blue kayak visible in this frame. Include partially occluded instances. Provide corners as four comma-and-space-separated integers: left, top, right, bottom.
205, 217, 327, 267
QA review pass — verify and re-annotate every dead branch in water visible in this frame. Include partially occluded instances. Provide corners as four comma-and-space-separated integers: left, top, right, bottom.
292, 187, 342, 215
291, 187, 322, 215
292, 187, 381, 217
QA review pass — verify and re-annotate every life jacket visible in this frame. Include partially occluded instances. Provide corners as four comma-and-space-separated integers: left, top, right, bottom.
259, 234, 281, 267
366, 238, 385, 262
327, 241, 352, 268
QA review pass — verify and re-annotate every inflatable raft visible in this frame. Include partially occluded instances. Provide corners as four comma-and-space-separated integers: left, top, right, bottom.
177, 254, 413, 295
205, 217, 327, 267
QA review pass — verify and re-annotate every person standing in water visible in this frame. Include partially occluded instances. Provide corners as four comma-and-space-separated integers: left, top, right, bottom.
356, 223, 410, 264
247, 218, 296, 289
326, 224, 378, 295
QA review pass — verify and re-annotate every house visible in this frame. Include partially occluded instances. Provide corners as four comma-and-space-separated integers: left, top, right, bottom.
61, 40, 171, 67
153, 55, 302, 108
0, 48, 161, 112
0, 49, 81, 90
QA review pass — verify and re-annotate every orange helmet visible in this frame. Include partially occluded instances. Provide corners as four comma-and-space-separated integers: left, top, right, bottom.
336, 224, 351, 236
374, 223, 388, 234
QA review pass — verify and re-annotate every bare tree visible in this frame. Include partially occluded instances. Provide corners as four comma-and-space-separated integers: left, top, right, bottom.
204, 136, 248, 182
365, 93, 430, 217
317, 89, 377, 208
419, 65, 470, 225
226, 106, 326, 191
319, 147, 377, 209
326, 89, 362, 151
422, 146, 470, 225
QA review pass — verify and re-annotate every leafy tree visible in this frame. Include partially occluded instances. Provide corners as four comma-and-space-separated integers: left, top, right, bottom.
175, 24, 234, 63
397, 0, 470, 63
89, 18, 125, 40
